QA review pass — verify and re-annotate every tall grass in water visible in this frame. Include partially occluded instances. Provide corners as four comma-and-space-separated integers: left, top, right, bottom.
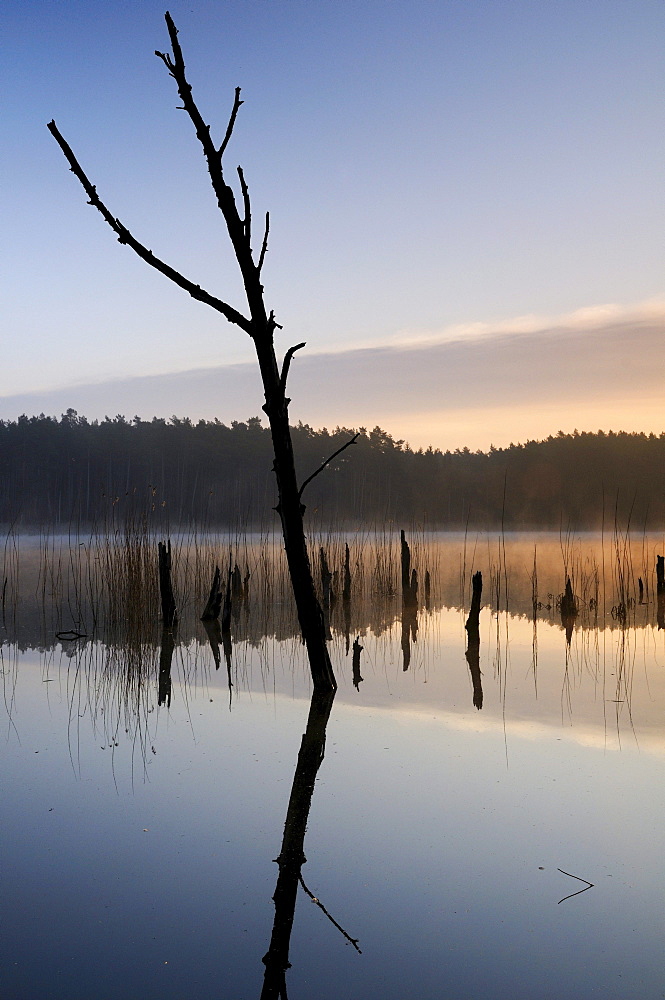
5, 517, 665, 659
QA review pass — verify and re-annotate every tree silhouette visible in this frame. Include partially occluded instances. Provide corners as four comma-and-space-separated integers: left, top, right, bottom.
48, 13, 338, 689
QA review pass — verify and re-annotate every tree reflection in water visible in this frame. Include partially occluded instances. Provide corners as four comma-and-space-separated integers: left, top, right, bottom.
261, 688, 359, 998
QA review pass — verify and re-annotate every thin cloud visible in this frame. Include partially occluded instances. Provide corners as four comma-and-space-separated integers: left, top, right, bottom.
384, 296, 665, 350
1, 299, 663, 451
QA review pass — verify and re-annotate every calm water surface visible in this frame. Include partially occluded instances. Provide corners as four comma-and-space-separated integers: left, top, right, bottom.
2, 533, 664, 999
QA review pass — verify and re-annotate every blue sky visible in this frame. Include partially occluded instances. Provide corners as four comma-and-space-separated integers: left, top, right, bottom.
3, 0, 664, 449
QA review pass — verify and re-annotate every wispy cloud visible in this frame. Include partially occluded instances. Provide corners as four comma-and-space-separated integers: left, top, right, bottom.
2, 299, 663, 451
382, 296, 665, 350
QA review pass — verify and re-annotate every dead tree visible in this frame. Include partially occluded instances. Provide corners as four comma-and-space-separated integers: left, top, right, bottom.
48, 12, 348, 690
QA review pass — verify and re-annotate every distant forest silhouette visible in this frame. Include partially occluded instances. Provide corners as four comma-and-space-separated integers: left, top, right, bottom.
1, 409, 663, 530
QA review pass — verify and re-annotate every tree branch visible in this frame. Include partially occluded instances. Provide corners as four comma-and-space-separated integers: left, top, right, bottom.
298, 433, 360, 501
280, 342, 306, 394
258, 212, 270, 274
46, 120, 252, 334
155, 12, 267, 331
298, 874, 362, 953
219, 87, 244, 158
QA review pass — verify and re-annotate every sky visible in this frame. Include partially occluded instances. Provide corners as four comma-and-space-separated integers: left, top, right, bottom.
3, 0, 664, 451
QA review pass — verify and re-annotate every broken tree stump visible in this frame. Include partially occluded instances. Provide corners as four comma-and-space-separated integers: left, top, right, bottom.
158, 539, 177, 628
201, 565, 223, 621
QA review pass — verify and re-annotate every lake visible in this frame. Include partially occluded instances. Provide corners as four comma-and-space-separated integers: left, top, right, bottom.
2, 531, 664, 999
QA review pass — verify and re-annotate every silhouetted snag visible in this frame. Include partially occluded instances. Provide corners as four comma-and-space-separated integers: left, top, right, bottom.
352, 636, 364, 690
158, 627, 174, 707
399, 532, 418, 670
342, 544, 352, 653
202, 617, 222, 670
400, 529, 411, 598
261, 689, 337, 998
638, 576, 644, 605
319, 547, 334, 639
559, 576, 577, 644
232, 563, 243, 600
657, 556, 665, 630
343, 544, 352, 603
201, 564, 223, 621
465, 571, 483, 632
48, 13, 336, 692
158, 539, 177, 628
410, 568, 418, 608
464, 571, 483, 710
424, 569, 431, 611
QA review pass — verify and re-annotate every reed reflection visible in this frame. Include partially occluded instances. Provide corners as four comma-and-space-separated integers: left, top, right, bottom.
6, 531, 665, 656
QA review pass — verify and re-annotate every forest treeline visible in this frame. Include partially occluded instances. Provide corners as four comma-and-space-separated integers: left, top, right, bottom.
1, 409, 663, 530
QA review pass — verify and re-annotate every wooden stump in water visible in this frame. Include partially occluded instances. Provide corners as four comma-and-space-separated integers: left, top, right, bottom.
201, 565, 223, 621
158, 539, 177, 628
343, 543, 351, 603
464, 572, 483, 710
400, 530, 411, 597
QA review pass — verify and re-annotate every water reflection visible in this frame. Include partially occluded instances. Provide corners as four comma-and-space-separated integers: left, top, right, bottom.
157, 627, 174, 708
464, 571, 483, 710
2, 558, 664, 998
261, 689, 337, 998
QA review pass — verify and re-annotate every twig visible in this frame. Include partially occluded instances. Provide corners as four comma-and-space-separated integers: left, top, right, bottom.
298, 874, 362, 953
258, 212, 270, 274
219, 87, 244, 158
298, 433, 360, 500
237, 165, 251, 243
557, 868, 594, 904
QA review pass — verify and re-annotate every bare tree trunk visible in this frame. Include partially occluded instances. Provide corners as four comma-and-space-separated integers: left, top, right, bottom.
48, 13, 338, 689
